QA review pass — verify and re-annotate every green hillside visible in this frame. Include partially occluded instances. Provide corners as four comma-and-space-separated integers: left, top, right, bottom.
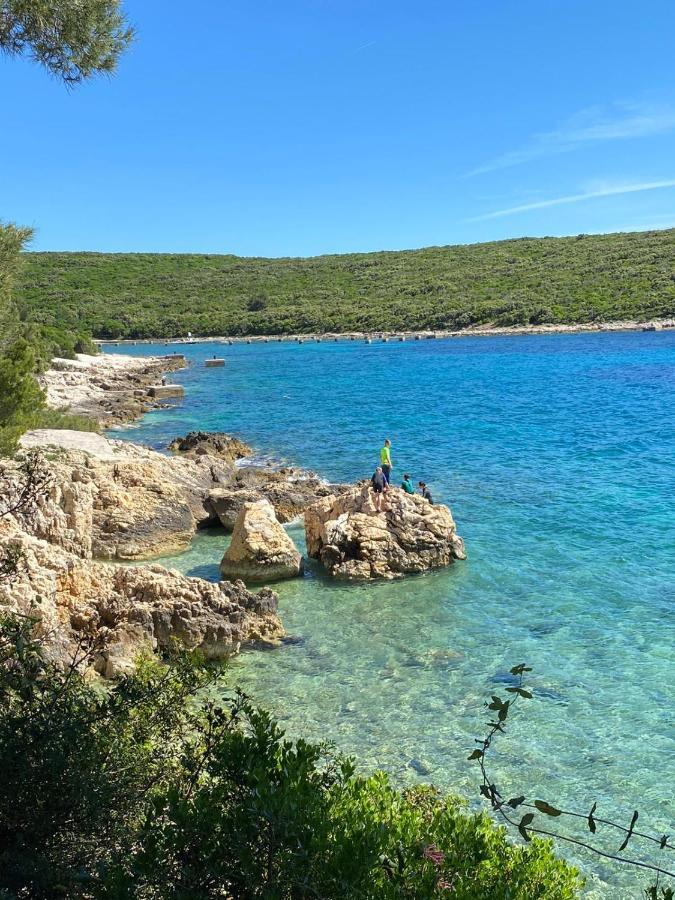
15, 229, 675, 339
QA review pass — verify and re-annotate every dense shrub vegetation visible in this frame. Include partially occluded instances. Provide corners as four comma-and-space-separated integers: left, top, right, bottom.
0, 613, 582, 899
16, 228, 675, 338
0, 223, 98, 454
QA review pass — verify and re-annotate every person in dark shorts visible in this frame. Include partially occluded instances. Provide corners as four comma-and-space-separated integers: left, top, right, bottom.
371, 466, 388, 512
401, 473, 415, 494
418, 481, 433, 504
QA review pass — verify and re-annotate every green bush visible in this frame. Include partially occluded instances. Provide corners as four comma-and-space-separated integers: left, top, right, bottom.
0, 223, 33, 353
0, 614, 582, 900
0, 338, 45, 455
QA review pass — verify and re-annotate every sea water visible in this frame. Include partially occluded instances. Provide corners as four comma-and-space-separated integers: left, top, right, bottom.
104, 333, 675, 897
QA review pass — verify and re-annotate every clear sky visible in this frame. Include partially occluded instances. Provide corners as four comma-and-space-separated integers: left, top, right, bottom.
4, 0, 675, 256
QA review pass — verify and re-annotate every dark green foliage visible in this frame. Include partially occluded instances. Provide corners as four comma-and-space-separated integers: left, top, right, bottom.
0, 222, 33, 345
0, 334, 96, 456
22, 322, 99, 372
0, 225, 99, 455
15, 229, 675, 338
0, 617, 212, 899
0, 0, 133, 83
645, 886, 675, 900
0, 338, 45, 455
0, 614, 582, 900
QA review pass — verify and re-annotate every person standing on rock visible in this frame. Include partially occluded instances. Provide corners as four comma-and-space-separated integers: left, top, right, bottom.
380, 439, 393, 484
371, 466, 388, 512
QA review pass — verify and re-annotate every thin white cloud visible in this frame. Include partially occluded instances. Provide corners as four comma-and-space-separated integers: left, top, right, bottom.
467, 179, 675, 222
351, 40, 376, 54
469, 102, 675, 176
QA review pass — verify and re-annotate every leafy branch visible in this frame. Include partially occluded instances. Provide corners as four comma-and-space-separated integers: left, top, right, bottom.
0, 449, 52, 521
470, 664, 674, 884
0, 450, 51, 585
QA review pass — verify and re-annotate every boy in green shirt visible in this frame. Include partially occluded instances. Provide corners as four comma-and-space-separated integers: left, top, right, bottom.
401, 474, 414, 494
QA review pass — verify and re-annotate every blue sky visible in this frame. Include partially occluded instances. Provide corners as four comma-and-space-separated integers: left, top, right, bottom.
4, 0, 675, 256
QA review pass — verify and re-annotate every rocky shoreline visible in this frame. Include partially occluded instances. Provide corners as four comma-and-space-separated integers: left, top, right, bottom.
1, 351, 465, 676
102, 316, 675, 347
40, 351, 187, 427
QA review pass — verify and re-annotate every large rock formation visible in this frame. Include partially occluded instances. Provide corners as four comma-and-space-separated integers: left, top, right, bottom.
220, 499, 303, 583
304, 484, 466, 580
19, 430, 235, 559
0, 457, 283, 677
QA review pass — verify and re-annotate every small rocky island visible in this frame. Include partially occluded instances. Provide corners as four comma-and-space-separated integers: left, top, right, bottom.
305, 483, 466, 580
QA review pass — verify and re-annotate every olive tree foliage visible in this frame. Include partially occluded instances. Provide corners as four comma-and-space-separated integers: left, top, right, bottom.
0, 0, 134, 83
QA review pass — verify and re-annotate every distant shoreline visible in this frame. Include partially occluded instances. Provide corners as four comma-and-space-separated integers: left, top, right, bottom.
98, 317, 675, 346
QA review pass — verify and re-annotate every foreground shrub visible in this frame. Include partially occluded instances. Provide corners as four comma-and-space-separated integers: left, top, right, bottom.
0, 614, 581, 899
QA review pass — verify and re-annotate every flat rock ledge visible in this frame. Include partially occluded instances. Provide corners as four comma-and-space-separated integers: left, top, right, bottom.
40, 352, 186, 427
220, 499, 303, 583
169, 430, 349, 526
207, 471, 349, 528
305, 483, 466, 580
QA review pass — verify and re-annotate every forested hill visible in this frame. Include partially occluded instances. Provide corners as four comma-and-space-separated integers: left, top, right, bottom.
16, 229, 675, 339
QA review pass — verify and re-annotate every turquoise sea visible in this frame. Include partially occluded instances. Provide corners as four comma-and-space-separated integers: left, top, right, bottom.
104, 332, 675, 898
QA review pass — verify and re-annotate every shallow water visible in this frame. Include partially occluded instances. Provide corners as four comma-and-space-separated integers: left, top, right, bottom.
105, 333, 675, 897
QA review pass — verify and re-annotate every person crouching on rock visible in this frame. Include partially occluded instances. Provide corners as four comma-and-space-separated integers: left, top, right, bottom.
418, 481, 433, 504
401, 473, 415, 494
371, 466, 388, 512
